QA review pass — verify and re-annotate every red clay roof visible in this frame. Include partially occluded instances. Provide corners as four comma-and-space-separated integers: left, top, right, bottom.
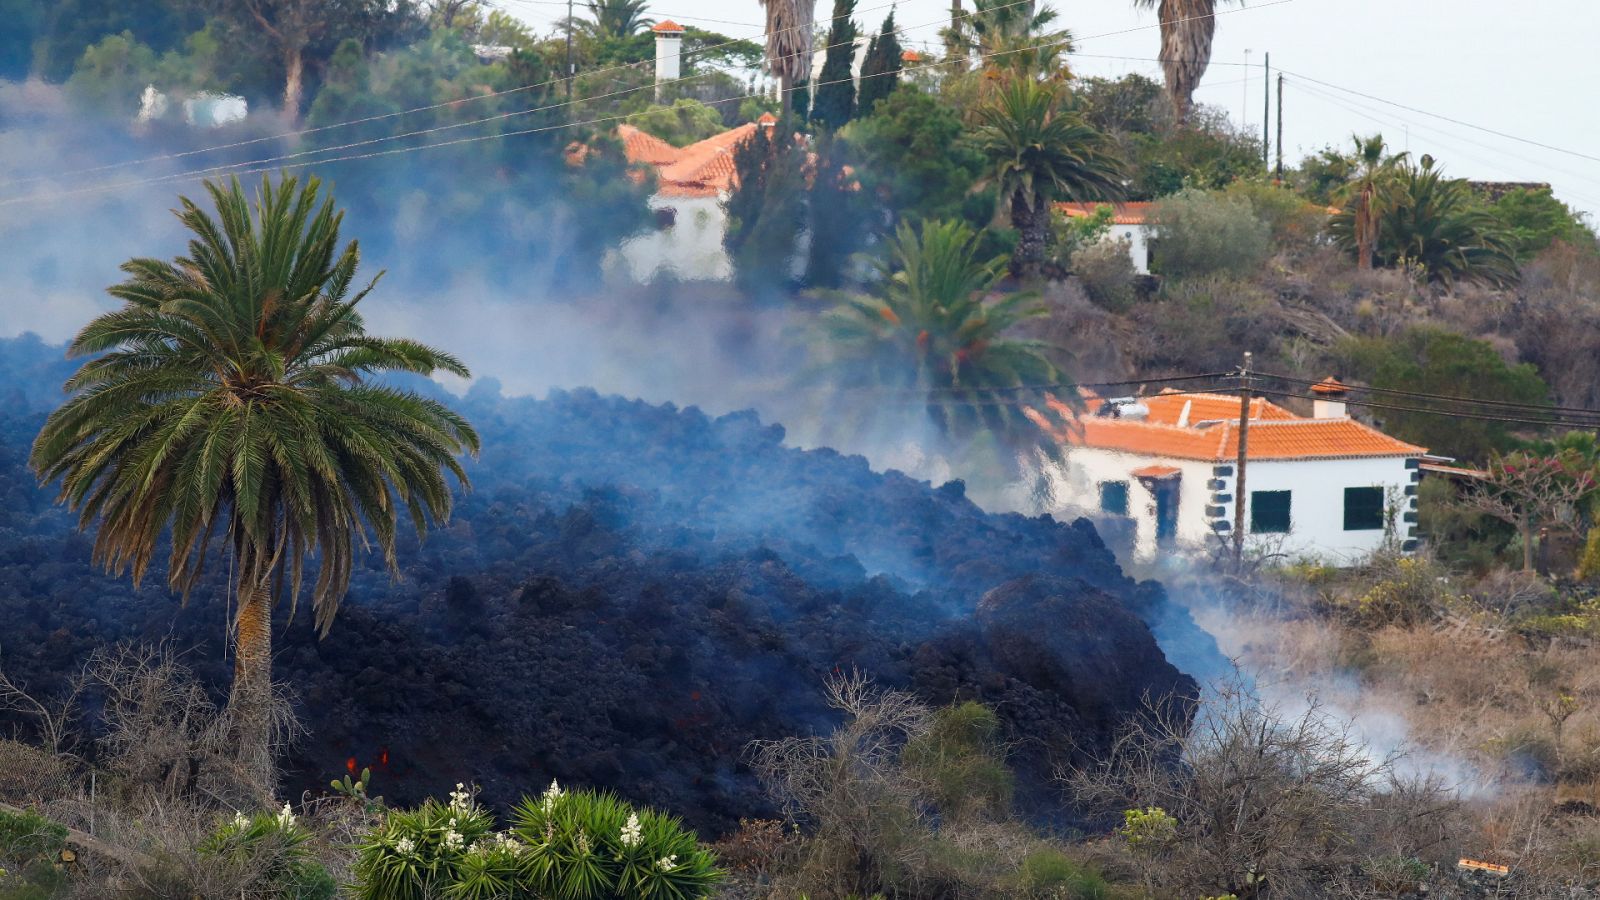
1130, 464, 1182, 479
651, 20, 685, 32
1310, 376, 1349, 395
615, 122, 761, 198
1057, 201, 1155, 225
1029, 393, 1427, 462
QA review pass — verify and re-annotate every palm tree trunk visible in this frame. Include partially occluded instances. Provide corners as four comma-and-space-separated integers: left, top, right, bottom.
230, 578, 276, 792
1010, 188, 1045, 277
1157, 0, 1215, 126
1356, 186, 1375, 270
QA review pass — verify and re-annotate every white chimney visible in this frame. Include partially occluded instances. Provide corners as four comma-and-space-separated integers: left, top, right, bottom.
652, 21, 685, 102
1311, 377, 1349, 419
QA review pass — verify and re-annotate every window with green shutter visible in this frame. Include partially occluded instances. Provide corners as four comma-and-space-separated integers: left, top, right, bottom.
1099, 481, 1130, 516
1344, 486, 1386, 531
1251, 490, 1291, 534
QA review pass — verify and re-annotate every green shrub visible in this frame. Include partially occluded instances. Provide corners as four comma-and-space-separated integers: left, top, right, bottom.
1149, 189, 1271, 279
0, 808, 68, 900
351, 781, 721, 900
1070, 239, 1139, 313
1015, 848, 1109, 899
196, 804, 337, 900
902, 702, 1014, 824
1363, 854, 1429, 894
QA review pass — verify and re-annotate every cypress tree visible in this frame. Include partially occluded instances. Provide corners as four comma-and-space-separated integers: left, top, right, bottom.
810, 0, 858, 129
856, 12, 903, 115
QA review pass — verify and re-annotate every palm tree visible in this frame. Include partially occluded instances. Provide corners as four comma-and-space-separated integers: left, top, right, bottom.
580, 0, 654, 39
1332, 154, 1519, 286
1335, 133, 1408, 270
948, 0, 1072, 79
973, 78, 1124, 278
822, 218, 1059, 440
30, 175, 480, 785
1130, 0, 1238, 124
759, 0, 815, 105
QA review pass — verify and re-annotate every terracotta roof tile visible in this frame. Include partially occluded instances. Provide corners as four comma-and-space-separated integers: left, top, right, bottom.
1030, 393, 1427, 461
652, 19, 685, 32
1057, 201, 1155, 225
616, 124, 683, 167
1130, 464, 1182, 479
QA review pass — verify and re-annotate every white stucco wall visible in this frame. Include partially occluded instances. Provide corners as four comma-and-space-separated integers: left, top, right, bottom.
616, 194, 732, 282
1039, 449, 1420, 565
1110, 224, 1152, 275
1236, 456, 1418, 563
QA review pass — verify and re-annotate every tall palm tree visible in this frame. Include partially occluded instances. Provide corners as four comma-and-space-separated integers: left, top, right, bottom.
31, 175, 480, 784
1336, 133, 1408, 270
822, 218, 1059, 440
948, 0, 1072, 79
759, 0, 815, 105
580, 0, 654, 39
973, 78, 1124, 278
1130, 0, 1237, 124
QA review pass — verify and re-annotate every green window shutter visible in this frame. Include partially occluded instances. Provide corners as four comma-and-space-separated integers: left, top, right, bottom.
1099, 481, 1130, 516
1250, 490, 1291, 534
1343, 486, 1386, 531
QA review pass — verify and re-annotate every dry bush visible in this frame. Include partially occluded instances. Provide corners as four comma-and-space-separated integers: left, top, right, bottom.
749, 672, 1110, 900
1069, 239, 1139, 313
1067, 679, 1460, 900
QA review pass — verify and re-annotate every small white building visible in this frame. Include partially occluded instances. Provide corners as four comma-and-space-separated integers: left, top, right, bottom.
611, 115, 776, 282
1057, 202, 1154, 275
1027, 379, 1428, 565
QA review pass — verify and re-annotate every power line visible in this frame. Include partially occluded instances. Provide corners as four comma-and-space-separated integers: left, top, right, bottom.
1277, 68, 1600, 167
494, 0, 764, 30
0, 0, 1302, 202
1256, 372, 1600, 420
0, 0, 891, 190
1245, 386, 1600, 432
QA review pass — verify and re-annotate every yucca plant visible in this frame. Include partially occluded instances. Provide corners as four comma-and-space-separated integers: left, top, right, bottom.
351, 781, 722, 900
197, 804, 336, 899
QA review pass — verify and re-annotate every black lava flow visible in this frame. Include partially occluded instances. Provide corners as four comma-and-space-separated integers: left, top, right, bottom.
0, 336, 1215, 834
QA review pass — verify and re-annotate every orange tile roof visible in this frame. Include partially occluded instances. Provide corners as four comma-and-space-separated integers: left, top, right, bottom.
1088, 390, 1297, 426
1057, 201, 1155, 225
651, 19, 685, 32
617, 124, 683, 167
1310, 376, 1349, 395
1130, 464, 1182, 479
1029, 393, 1427, 462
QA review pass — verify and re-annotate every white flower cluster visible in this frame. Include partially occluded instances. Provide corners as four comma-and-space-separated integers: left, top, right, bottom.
540, 779, 563, 814
656, 854, 679, 872
620, 812, 642, 848
394, 836, 417, 857
232, 811, 249, 830
276, 802, 296, 829
443, 826, 466, 852
448, 782, 473, 813
576, 829, 592, 856
491, 831, 525, 854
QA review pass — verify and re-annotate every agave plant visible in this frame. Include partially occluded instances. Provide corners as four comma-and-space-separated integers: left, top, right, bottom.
822, 218, 1062, 442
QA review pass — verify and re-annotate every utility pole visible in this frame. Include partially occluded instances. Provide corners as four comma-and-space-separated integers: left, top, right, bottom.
565, 0, 574, 100
1232, 351, 1253, 567
1242, 49, 1250, 129
1262, 52, 1270, 167
1276, 74, 1284, 178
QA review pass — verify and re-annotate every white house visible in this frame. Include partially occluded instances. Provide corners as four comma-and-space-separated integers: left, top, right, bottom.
1026, 379, 1428, 565
611, 114, 778, 282
1057, 202, 1154, 275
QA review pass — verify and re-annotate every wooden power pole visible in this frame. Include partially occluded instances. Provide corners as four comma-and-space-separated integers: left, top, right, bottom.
1262, 52, 1270, 167
1232, 352, 1253, 567
1276, 74, 1285, 178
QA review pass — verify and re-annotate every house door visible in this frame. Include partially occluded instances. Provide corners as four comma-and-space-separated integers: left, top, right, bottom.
1154, 485, 1179, 546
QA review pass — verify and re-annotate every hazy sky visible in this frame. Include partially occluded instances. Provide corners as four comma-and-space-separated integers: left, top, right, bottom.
505, 0, 1600, 218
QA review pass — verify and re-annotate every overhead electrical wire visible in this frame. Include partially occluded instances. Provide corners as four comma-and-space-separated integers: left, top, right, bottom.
0, 0, 1303, 205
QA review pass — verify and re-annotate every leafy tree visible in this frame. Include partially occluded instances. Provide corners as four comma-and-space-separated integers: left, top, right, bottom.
26, 0, 203, 82
631, 98, 728, 146
1149, 188, 1271, 278
810, 0, 858, 129
30, 175, 480, 780
65, 30, 161, 115
854, 12, 902, 115
1130, 0, 1241, 124
821, 218, 1057, 440
725, 123, 806, 291
1333, 154, 1519, 286
1336, 327, 1549, 462
1464, 451, 1597, 572
1077, 73, 1167, 136
843, 86, 987, 229
805, 133, 867, 288
1489, 187, 1599, 260
1121, 107, 1263, 199
974, 78, 1124, 278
